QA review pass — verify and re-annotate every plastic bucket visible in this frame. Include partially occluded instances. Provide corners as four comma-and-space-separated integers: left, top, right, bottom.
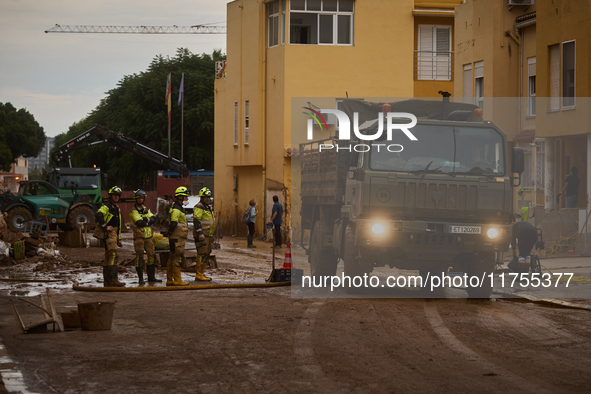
77, 301, 116, 331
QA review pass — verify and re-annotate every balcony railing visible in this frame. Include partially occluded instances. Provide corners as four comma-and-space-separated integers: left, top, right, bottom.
414, 51, 454, 81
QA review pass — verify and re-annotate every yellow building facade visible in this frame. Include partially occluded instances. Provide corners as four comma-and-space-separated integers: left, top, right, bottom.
454, 0, 590, 218
215, 0, 462, 237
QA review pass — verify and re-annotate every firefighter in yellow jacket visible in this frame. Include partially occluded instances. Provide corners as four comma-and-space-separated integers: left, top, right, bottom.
95, 186, 125, 287
130, 189, 162, 284
193, 187, 214, 281
166, 186, 190, 286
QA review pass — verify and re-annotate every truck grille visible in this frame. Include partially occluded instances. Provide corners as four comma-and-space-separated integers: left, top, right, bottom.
404, 182, 472, 211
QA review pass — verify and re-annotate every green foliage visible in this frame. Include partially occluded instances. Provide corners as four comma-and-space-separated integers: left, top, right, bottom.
51, 48, 223, 185
0, 103, 46, 171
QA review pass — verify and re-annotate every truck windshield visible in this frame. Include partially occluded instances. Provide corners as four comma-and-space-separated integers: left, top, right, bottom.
56, 174, 100, 190
369, 124, 505, 175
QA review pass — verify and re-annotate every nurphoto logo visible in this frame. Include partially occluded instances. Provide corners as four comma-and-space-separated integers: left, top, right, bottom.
303, 107, 418, 152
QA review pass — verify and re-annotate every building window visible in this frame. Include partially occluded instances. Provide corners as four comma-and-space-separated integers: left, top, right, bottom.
549, 44, 559, 111
528, 57, 536, 116
416, 25, 452, 81
562, 40, 575, 108
244, 100, 250, 146
234, 101, 238, 146
290, 0, 354, 45
474, 61, 484, 110
268, 1, 279, 47
463, 64, 472, 103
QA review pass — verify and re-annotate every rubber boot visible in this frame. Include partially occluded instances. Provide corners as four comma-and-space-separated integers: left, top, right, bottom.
103, 266, 111, 287
195, 258, 212, 281
247, 235, 256, 248
147, 261, 162, 283
110, 265, 126, 287
166, 262, 174, 286
136, 263, 145, 284
172, 261, 188, 286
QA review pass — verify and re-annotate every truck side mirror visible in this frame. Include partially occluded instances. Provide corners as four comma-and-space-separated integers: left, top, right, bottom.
512, 147, 524, 174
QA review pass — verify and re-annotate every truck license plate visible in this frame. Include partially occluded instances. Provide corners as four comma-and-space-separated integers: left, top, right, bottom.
449, 226, 481, 234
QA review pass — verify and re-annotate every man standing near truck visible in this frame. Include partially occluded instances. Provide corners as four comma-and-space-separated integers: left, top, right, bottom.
95, 186, 125, 287
130, 189, 162, 284
269, 195, 283, 248
193, 187, 214, 281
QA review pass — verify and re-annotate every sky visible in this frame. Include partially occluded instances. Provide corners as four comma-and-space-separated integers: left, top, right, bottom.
0, 0, 227, 138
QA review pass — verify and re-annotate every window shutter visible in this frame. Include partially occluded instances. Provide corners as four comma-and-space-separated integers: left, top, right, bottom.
474, 61, 484, 78
528, 57, 536, 77
435, 27, 451, 80
463, 64, 472, 102
234, 102, 238, 146
418, 25, 434, 79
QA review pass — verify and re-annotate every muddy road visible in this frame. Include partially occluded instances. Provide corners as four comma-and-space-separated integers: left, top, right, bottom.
0, 236, 590, 393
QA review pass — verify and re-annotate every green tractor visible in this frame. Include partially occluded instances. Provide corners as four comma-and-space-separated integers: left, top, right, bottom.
0, 180, 96, 233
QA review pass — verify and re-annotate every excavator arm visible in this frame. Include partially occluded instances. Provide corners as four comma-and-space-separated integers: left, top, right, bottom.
51, 125, 189, 177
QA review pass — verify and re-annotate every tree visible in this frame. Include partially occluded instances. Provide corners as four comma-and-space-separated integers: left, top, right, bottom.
52, 48, 223, 186
0, 103, 46, 171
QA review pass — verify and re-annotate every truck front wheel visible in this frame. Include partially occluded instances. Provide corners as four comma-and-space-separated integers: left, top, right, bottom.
465, 252, 495, 298
67, 206, 95, 229
7, 207, 33, 233
309, 221, 338, 278
343, 224, 367, 279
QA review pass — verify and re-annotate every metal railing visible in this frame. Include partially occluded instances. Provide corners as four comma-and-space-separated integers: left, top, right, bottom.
414, 51, 454, 81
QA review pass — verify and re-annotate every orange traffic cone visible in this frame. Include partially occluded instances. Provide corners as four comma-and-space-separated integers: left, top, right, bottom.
281, 243, 292, 269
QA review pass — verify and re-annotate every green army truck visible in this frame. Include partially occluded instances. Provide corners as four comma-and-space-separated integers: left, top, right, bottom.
300, 99, 524, 297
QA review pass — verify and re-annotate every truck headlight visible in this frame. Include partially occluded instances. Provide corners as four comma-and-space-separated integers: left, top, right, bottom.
487, 228, 499, 239
372, 223, 385, 235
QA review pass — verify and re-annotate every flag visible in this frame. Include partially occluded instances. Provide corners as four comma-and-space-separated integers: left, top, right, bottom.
178, 74, 184, 106
165, 73, 172, 122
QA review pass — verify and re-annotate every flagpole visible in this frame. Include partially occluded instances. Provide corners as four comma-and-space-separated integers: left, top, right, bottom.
181, 72, 184, 162
167, 72, 171, 158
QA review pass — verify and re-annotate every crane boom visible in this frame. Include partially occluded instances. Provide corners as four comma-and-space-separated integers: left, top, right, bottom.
52, 125, 190, 177
45, 24, 226, 34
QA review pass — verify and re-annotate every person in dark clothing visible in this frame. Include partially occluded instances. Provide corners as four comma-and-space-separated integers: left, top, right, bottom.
269, 195, 283, 247
561, 166, 580, 208
508, 220, 538, 272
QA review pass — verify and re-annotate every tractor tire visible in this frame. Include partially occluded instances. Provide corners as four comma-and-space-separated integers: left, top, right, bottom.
309, 221, 338, 278
67, 206, 95, 230
7, 207, 33, 233
465, 252, 495, 299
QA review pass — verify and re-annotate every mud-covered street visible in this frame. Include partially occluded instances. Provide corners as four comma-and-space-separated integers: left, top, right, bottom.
0, 233, 590, 393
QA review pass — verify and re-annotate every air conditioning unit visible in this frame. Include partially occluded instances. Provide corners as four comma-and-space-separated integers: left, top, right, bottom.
507, 0, 534, 6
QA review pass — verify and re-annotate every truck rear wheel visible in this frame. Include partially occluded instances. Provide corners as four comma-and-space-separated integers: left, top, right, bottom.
465, 252, 495, 298
67, 206, 95, 229
7, 207, 33, 233
309, 221, 338, 278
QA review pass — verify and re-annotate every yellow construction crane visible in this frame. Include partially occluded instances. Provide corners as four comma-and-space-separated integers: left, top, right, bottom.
44, 24, 226, 34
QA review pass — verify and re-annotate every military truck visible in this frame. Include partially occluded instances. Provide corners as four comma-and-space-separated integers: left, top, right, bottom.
300, 98, 524, 297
